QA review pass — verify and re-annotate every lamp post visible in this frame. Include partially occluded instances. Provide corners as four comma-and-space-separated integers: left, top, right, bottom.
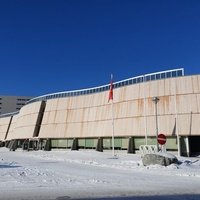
152, 97, 160, 152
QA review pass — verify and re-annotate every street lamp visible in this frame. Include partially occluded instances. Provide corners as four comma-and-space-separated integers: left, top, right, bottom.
152, 97, 160, 152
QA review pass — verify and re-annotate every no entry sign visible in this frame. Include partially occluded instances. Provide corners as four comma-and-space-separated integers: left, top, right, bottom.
157, 134, 167, 145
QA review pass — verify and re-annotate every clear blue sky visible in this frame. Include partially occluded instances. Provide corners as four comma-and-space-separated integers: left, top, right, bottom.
0, 0, 200, 96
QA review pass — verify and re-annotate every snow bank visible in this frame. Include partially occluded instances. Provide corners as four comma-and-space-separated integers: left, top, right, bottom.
0, 148, 200, 200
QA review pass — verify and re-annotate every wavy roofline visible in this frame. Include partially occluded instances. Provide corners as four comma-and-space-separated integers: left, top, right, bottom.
26, 68, 184, 104
0, 68, 184, 118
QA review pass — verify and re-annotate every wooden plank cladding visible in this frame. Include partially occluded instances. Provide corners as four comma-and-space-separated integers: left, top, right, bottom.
0, 73, 199, 144
6, 101, 46, 140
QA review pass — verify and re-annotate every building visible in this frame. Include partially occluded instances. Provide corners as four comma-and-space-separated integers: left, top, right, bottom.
0, 68, 200, 156
0, 96, 33, 115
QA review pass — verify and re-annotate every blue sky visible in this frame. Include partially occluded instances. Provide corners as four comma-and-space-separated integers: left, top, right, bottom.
0, 0, 200, 96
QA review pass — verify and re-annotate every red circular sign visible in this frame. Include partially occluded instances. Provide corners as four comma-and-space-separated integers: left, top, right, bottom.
157, 134, 167, 145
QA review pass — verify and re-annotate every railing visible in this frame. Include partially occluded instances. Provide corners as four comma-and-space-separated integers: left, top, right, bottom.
139, 145, 158, 157
26, 68, 184, 104
0, 111, 19, 118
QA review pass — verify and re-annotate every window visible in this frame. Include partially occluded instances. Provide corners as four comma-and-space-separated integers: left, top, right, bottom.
146, 76, 150, 81
16, 103, 25, 106
166, 72, 171, 78
151, 75, 156, 81
161, 73, 165, 79
178, 70, 183, 76
17, 98, 26, 101
128, 80, 132, 85
114, 83, 118, 88
156, 74, 160, 79
172, 71, 177, 77
125, 80, 129, 85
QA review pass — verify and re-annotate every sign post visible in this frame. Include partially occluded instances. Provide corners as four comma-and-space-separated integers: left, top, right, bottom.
152, 97, 160, 151
157, 133, 167, 152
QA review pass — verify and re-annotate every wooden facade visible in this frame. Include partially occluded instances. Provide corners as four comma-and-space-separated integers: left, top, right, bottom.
0, 73, 200, 155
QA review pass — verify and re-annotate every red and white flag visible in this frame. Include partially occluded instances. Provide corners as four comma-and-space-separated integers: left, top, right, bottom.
108, 74, 113, 102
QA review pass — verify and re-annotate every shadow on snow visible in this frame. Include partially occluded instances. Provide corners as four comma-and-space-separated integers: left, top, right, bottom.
0, 164, 21, 169
56, 194, 200, 200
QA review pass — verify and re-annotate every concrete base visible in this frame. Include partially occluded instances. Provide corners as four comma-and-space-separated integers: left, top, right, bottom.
96, 138, 103, 152
71, 138, 78, 150
44, 139, 51, 151
127, 137, 135, 154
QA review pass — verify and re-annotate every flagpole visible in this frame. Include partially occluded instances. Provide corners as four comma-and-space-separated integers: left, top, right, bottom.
143, 75, 148, 145
108, 74, 115, 157
174, 78, 180, 156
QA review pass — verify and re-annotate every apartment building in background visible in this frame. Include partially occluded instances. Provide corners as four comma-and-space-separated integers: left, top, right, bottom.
0, 96, 33, 115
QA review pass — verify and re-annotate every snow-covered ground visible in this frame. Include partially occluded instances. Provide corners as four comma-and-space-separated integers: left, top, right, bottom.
0, 148, 200, 200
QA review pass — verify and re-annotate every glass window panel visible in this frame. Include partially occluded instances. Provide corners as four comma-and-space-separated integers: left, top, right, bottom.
146, 76, 150, 81
167, 72, 171, 78
161, 73, 165, 79
128, 80, 132, 85
151, 75, 155, 80
178, 70, 182, 76
156, 74, 160, 79
172, 71, 177, 77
